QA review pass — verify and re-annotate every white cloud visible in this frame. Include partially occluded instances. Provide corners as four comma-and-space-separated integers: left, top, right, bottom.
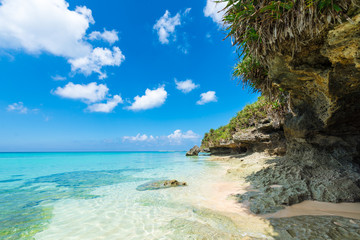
87, 95, 123, 113
123, 134, 155, 142
7, 102, 28, 114
184, 8, 192, 16
51, 75, 67, 81
168, 130, 199, 142
74, 6, 95, 24
88, 29, 119, 45
127, 86, 167, 111
153, 10, 181, 44
69, 47, 125, 79
197, 91, 217, 105
0, 0, 92, 58
204, 0, 227, 25
53, 82, 123, 113
0, 0, 125, 79
53, 82, 108, 103
122, 129, 199, 145
175, 79, 199, 93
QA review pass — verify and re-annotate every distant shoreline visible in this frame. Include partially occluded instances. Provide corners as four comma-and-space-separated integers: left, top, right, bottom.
0, 150, 188, 153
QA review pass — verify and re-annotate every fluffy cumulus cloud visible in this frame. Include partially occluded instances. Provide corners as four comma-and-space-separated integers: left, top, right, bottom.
153, 8, 191, 45
87, 95, 123, 113
7, 102, 28, 114
53, 82, 123, 112
0, 0, 124, 79
175, 79, 199, 93
204, 0, 227, 25
167, 130, 199, 143
122, 130, 199, 145
123, 134, 155, 142
153, 10, 181, 44
53, 82, 109, 103
0, 0, 92, 58
88, 29, 119, 45
69, 47, 125, 79
196, 91, 217, 105
127, 86, 167, 111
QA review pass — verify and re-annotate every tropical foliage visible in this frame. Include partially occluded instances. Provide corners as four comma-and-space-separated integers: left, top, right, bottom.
222, 0, 354, 92
201, 0, 354, 147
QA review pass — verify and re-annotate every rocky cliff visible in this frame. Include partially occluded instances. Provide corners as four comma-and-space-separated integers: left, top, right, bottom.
244, 11, 360, 213
201, 96, 287, 156
200, 10, 360, 213
270, 12, 360, 166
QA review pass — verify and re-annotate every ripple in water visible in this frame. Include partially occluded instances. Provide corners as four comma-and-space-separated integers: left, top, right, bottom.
0, 169, 148, 239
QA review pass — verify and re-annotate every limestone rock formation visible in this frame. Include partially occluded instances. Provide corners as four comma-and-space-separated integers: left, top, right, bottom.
206, 118, 286, 156
186, 145, 201, 156
233, 119, 286, 156
236, 13, 360, 213
268, 13, 360, 165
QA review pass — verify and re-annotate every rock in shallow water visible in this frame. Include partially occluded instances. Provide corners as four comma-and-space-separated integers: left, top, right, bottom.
186, 145, 201, 156
136, 180, 187, 191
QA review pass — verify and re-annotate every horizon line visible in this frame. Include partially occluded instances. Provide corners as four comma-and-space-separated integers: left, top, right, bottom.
0, 150, 188, 153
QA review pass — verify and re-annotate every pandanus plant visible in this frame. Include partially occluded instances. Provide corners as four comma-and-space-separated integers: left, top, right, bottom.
219, 0, 356, 93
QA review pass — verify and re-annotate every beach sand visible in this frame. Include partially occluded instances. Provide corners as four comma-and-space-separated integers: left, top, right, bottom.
192, 152, 360, 239
205, 152, 360, 220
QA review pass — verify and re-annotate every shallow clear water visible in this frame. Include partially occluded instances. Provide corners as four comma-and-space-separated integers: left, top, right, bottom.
1, 151, 248, 240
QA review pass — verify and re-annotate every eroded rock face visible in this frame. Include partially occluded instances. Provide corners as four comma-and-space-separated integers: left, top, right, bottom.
254, 13, 360, 208
208, 118, 286, 156
233, 119, 286, 156
186, 145, 201, 156
269, 13, 360, 165
208, 140, 244, 155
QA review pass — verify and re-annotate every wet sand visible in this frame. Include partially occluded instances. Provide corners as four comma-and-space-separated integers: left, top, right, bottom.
264, 200, 360, 220
207, 152, 360, 221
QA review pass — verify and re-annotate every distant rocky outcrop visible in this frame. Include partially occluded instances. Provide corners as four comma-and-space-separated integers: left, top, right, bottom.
201, 97, 287, 156
136, 180, 187, 191
186, 145, 201, 156
207, 120, 286, 156
233, 118, 286, 156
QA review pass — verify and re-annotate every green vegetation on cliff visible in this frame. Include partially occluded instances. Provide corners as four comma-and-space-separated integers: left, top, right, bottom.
201, 0, 356, 148
222, 0, 353, 93
201, 96, 285, 148
202, 0, 354, 147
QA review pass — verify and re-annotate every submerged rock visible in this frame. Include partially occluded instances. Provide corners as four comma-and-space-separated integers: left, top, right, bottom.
136, 180, 187, 191
186, 145, 201, 156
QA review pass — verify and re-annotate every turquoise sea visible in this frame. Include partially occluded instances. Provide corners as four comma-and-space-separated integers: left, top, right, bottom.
0, 151, 254, 239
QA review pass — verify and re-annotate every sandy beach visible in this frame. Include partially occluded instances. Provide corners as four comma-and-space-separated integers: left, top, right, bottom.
205, 152, 360, 220
187, 152, 360, 239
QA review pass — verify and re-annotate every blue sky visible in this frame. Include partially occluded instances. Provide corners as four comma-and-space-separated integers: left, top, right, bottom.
0, 0, 258, 151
